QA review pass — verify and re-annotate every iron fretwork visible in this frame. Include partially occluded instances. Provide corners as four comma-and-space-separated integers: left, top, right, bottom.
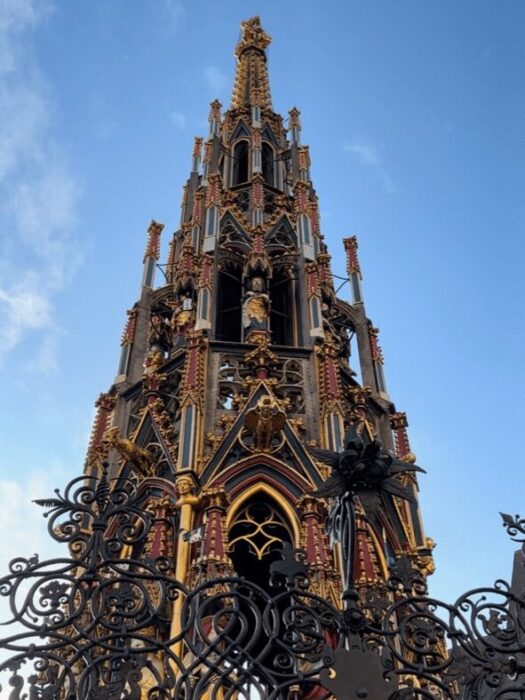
0, 469, 524, 699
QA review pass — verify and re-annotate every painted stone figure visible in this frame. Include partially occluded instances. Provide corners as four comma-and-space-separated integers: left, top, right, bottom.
242, 275, 270, 337
170, 293, 195, 338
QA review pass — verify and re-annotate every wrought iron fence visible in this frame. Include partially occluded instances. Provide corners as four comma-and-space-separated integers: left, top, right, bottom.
1, 468, 524, 699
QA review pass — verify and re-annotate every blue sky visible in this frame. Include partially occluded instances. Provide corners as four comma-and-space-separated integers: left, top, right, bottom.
0, 0, 524, 604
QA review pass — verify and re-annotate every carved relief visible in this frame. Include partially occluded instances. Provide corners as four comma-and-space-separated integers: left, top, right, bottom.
218, 219, 250, 252
273, 358, 305, 414
265, 221, 296, 252
216, 353, 306, 415
243, 395, 286, 452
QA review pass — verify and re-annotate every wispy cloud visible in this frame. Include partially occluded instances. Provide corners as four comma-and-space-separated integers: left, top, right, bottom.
0, 0, 81, 372
0, 465, 68, 667
0, 283, 52, 357
163, 0, 185, 25
171, 110, 186, 130
204, 65, 227, 93
343, 138, 395, 193
344, 140, 381, 167
0, 468, 66, 576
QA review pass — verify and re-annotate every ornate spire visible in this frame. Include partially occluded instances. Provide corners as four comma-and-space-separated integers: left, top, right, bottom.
142, 220, 164, 288
231, 17, 272, 111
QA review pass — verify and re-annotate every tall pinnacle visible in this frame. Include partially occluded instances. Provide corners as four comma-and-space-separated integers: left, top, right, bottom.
231, 17, 272, 111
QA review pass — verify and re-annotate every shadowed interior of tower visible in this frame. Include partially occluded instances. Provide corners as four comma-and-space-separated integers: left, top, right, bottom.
216, 264, 243, 341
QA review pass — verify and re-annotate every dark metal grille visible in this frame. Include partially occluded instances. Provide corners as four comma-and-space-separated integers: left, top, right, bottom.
1, 469, 524, 699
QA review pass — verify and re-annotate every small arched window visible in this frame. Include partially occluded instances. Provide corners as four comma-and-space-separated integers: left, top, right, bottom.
262, 143, 275, 186
298, 214, 312, 245
232, 140, 249, 185
215, 264, 242, 341
270, 269, 294, 345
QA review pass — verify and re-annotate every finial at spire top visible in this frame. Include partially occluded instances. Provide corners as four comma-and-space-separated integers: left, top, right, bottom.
231, 17, 273, 111
235, 17, 272, 58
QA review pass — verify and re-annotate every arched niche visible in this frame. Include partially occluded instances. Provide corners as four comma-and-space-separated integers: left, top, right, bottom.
215, 261, 243, 341
270, 267, 295, 345
232, 140, 249, 186
226, 485, 298, 590
262, 142, 275, 187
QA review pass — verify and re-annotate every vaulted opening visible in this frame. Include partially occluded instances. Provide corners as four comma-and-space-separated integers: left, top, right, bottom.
215, 264, 242, 341
232, 140, 249, 186
262, 142, 274, 187
228, 493, 293, 592
270, 269, 294, 345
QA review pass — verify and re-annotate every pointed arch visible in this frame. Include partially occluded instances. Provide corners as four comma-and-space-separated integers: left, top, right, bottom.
232, 139, 249, 186
264, 216, 297, 253
231, 120, 251, 141
219, 212, 251, 252
215, 259, 243, 341
225, 482, 300, 545
262, 142, 275, 186
262, 124, 278, 146
206, 449, 320, 501
226, 486, 297, 590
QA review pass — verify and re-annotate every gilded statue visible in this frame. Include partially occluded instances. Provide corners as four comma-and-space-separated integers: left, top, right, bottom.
104, 427, 157, 478
244, 395, 286, 451
169, 293, 194, 336
242, 276, 270, 335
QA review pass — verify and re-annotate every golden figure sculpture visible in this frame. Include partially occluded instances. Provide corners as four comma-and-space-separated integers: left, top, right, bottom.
169, 294, 194, 336
244, 396, 286, 451
104, 427, 157, 477
242, 276, 270, 334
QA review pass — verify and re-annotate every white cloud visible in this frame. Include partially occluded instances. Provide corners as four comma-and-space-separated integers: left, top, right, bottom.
0, 83, 48, 179
171, 110, 186, 130
0, 467, 69, 678
343, 138, 395, 193
0, 0, 51, 72
204, 65, 227, 93
0, 283, 53, 360
0, 470, 66, 576
0, 0, 81, 371
344, 140, 381, 167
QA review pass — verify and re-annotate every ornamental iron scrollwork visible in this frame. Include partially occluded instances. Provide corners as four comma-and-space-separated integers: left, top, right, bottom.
0, 470, 524, 698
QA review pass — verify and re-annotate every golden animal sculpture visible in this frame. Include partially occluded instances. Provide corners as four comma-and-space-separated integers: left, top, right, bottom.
244, 396, 286, 452
104, 427, 157, 477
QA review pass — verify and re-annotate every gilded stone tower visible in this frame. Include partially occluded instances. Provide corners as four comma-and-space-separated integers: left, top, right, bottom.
86, 16, 434, 614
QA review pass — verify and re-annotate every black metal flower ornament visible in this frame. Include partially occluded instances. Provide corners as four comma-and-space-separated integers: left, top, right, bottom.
310, 425, 424, 599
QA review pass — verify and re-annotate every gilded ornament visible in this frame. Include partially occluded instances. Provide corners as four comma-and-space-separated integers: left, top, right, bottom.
104, 427, 158, 478
244, 395, 286, 452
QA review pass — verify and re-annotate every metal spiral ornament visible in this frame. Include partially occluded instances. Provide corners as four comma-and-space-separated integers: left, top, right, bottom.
0, 472, 524, 698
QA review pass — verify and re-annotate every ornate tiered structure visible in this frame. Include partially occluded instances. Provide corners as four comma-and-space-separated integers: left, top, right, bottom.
5, 16, 525, 700
86, 16, 434, 617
